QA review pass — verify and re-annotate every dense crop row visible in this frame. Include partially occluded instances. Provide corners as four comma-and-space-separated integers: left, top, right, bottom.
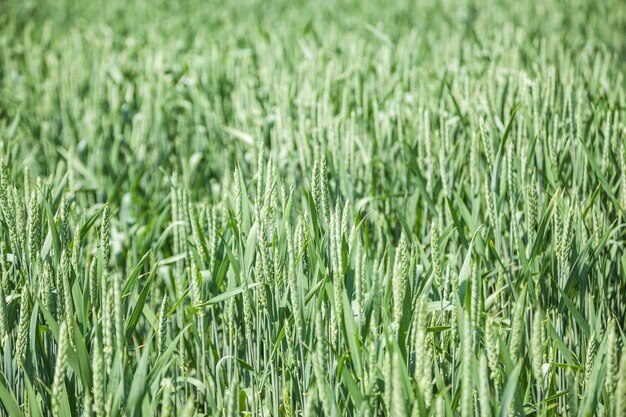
0, 0, 625, 416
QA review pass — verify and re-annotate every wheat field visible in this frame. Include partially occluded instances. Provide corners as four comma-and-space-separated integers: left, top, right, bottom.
0, 0, 625, 416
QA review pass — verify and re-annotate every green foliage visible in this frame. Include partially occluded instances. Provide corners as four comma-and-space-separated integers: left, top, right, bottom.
0, 0, 625, 416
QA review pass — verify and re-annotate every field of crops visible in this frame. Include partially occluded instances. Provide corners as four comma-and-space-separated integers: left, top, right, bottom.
1, 0, 625, 416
